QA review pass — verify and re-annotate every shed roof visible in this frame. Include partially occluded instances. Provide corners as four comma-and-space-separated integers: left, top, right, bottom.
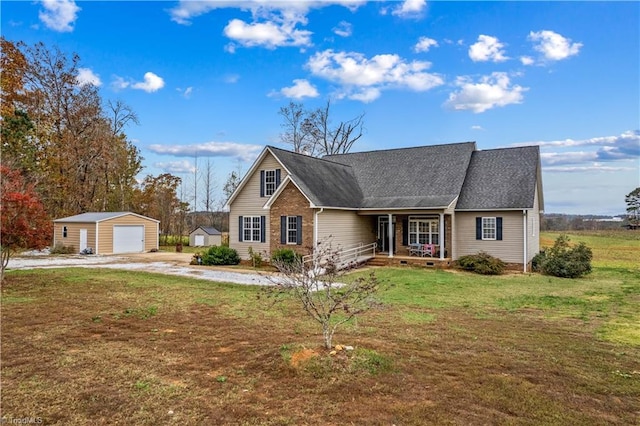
191, 226, 221, 235
54, 212, 159, 223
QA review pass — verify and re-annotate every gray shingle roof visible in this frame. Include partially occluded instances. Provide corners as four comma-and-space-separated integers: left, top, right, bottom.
198, 227, 221, 235
324, 142, 476, 208
268, 147, 363, 208
455, 146, 540, 210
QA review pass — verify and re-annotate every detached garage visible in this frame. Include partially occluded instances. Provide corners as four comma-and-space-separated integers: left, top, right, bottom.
53, 212, 159, 254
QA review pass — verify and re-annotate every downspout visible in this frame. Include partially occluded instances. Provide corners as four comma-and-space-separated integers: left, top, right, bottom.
388, 213, 393, 258
314, 208, 324, 249
95, 223, 99, 255
523, 210, 528, 273
439, 212, 445, 260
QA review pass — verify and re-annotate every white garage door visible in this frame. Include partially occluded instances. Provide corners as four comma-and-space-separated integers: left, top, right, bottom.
113, 225, 144, 253
194, 235, 205, 246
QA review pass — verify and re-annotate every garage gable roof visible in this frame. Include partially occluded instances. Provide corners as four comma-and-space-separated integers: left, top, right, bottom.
54, 212, 159, 223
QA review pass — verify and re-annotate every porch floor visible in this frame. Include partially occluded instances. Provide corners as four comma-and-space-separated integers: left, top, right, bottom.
368, 253, 452, 268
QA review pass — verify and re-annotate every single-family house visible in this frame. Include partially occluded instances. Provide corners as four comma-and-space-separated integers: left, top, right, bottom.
189, 226, 222, 247
226, 142, 543, 272
53, 212, 159, 254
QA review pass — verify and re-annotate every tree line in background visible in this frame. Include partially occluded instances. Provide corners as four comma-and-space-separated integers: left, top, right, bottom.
0, 38, 230, 247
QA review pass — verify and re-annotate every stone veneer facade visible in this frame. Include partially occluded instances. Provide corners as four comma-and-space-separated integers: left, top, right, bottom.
269, 181, 314, 256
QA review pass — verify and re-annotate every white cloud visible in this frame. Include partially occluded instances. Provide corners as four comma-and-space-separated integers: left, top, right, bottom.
76, 68, 101, 87
468, 35, 508, 62
131, 72, 165, 93
528, 30, 582, 61
224, 18, 312, 49
154, 160, 196, 174
519, 130, 640, 164
177, 87, 193, 98
392, 0, 427, 17
333, 21, 352, 37
307, 49, 443, 102
111, 76, 130, 91
149, 141, 264, 163
414, 37, 438, 53
276, 79, 319, 99
471, 125, 484, 131
39, 0, 80, 32
224, 74, 240, 83
445, 72, 527, 113
520, 56, 534, 66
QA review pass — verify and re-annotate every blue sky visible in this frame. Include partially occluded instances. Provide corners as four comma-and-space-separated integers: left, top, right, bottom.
2, 0, 639, 215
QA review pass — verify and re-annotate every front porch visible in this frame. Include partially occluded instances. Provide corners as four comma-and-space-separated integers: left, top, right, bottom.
367, 253, 452, 268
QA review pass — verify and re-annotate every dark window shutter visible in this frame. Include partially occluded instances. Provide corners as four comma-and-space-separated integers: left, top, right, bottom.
260, 170, 265, 197
239, 216, 244, 242
402, 219, 408, 246
276, 169, 281, 188
260, 216, 266, 243
496, 217, 503, 241
296, 216, 303, 245
476, 217, 482, 240
280, 216, 286, 244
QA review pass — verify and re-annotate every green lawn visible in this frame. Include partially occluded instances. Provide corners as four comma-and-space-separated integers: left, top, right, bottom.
1, 230, 639, 425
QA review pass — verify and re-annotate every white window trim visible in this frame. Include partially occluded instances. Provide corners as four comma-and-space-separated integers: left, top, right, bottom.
408, 216, 439, 245
482, 217, 497, 241
264, 170, 276, 196
243, 216, 262, 242
286, 216, 298, 245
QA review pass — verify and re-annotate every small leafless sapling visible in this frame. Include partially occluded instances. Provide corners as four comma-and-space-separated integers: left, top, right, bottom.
263, 242, 384, 349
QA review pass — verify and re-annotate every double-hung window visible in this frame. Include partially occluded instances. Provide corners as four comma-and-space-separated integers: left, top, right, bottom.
408, 217, 439, 245
287, 216, 298, 244
264, 170, 276, 196
63, 226, 68, 238
243, 216, 261, 242
482, 217, 496, 240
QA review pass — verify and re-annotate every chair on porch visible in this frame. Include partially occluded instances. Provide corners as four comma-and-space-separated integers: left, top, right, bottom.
408, 243, 421, 256
418, 243, 435, 257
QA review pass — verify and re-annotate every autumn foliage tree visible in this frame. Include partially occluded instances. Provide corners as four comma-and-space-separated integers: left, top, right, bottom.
1, 166, 52, 283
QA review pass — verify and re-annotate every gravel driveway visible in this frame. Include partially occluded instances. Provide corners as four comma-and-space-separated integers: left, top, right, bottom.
6, 252, 278, 286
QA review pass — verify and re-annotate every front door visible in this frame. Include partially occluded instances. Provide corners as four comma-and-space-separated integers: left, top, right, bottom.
378, 217, 395, 253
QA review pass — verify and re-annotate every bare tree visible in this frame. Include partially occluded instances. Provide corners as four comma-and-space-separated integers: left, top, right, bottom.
264, 241, 384, 349
201, 158, 218, 226
278, 99, 365, 157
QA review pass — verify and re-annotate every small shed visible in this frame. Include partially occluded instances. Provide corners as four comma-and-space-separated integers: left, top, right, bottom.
53, 212, 159, 254
189, 226, 222, 247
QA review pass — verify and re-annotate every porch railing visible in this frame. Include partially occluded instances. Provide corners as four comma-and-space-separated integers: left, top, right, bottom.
302, 241, 377, 273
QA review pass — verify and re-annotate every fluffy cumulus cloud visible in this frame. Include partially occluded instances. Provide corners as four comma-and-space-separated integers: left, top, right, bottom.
149, 141, 264, 163
39, 0, 80, 32
306, 49, 443, 102
276, 79, 319, 99
392, 0, 427, 17
528, 30, 582, 62
468, 35, 508, 62
132, 72, 165, 93
154, 160, 196, 174
445, 72, 527, 113
170, 1, 366, 49
414, 36, 438, 53
112, 72, 165, 93
76, 68, 101, 87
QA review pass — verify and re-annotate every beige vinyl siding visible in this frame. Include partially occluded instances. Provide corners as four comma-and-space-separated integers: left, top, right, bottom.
189, 230, 222, 247
229, 153, 289, 259
316, 209, 375, 250
53, 222, 96, 253
97, 215, 159, 254
527, 188, 541, 262
455, 211, 524, 263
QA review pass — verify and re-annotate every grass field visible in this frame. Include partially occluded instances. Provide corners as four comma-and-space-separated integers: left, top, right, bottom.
1, 231, 639, 424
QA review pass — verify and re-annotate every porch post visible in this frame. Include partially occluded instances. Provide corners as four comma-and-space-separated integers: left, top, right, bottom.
388, 213, 393, 258
439, 213, 445, 260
